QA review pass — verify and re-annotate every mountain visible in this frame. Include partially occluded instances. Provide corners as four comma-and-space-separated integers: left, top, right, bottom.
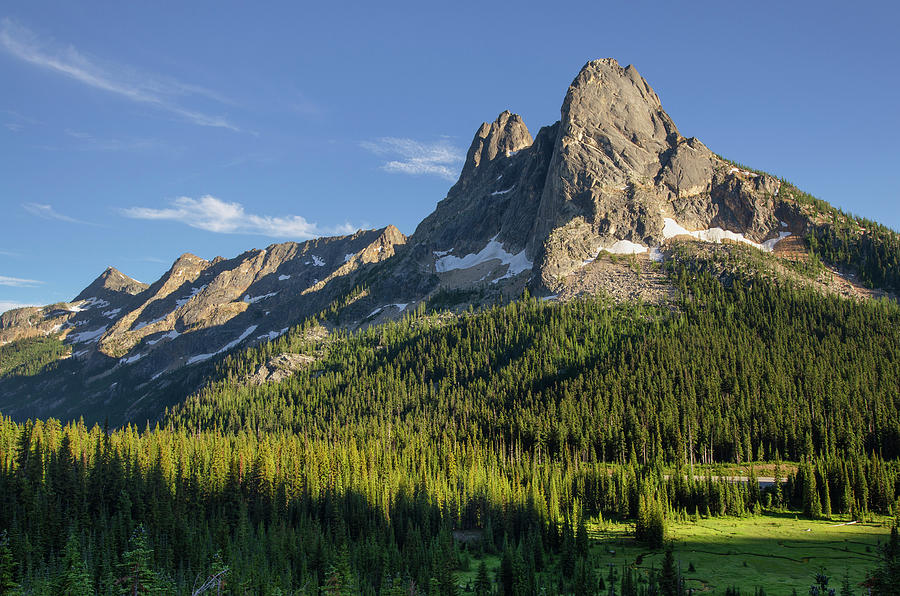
1, 58, 897, 425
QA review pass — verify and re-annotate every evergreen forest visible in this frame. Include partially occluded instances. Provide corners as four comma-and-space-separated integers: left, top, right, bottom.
2, 261, 900, 594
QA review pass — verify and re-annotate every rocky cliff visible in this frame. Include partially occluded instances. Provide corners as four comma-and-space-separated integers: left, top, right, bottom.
407, 58, 786, 293
2, 58, 863, 425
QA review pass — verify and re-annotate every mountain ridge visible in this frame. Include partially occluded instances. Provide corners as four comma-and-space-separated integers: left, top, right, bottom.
2, 57, 898, 425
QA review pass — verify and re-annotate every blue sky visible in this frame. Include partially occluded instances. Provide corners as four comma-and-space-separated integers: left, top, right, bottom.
1, 1, 898, 311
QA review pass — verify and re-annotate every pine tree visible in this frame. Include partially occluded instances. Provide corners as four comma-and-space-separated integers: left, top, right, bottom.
474, 561, 491, 596
56, 530, 93, 596
659, 546, 680, 596
498, 544, 516, 596
868, 520, 900, 595
576, 515, 589, 557
116, 525, 163, 595
0, 531, 18, 595
839, 569, 853, 596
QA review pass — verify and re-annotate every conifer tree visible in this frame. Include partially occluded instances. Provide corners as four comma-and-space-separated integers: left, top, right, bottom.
0, 531, 18, 595
56, 530, 93, 596
474, 561, 491, 596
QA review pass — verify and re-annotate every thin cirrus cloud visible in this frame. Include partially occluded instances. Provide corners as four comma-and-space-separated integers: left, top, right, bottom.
121, 196, 356, 240
0, 275, 43, 288
23, 202, 95, 225
0, 18, 240, 132
360, 137, 464, 181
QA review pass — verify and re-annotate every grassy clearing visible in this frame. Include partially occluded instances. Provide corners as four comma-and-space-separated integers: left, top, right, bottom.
590, 513, 890, 594
455, 513, 891, 594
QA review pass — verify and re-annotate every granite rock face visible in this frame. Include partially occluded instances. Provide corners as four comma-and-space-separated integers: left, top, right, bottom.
407, 58, 785, 291
1, 58, 800, 424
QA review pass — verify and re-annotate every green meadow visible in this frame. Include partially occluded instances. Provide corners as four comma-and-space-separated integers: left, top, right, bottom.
457, 513, 891, 594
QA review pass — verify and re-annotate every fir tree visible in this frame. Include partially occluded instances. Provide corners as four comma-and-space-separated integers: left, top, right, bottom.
56, 530, 93, 596
474, 561, 491, 596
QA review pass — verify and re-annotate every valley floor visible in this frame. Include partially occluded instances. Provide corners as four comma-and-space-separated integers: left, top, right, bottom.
457, 513, 891, 594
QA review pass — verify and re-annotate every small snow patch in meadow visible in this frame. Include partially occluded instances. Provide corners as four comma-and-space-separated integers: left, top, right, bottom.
506, 149, 519, 158
781, 221, 789, 228
540, 295, 558, 302
649, 247, 664, 262
243, 292, 278, 304
278, 274, 291, 281
368, 306, 384, 318
391, 303, 408, 311
311, 255, 325, 267
69, 325, 107, 344
435, 236, 532, 279
491, 186, 515, 196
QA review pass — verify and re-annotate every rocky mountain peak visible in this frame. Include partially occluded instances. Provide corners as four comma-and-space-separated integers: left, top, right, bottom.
560, 59, 679, 175
460, 110, 533, 177
74, 266, 147, 302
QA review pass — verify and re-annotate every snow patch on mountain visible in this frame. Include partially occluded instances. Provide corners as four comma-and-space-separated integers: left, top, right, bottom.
187, 325, 258, 365
243, 292, 278, 304
435, 236, 532, 278
175, 285, 207, 307
146, 330, 179, 345
662, 218, 789, 252
69, 325, 108, 344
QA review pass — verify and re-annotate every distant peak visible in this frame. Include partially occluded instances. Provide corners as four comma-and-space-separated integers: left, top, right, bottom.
173, 252, 206, 265
74, 266, 147, 301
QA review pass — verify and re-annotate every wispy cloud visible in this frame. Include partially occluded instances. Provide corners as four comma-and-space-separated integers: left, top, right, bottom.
63, 128, 161, 152
0, 275, 43, 288
23, 203, 95, 225
121, 195, 355, 240
1, 109, 38, 132
360, 137, 464, 181
0, 300, 39, 313
0, 18, 241, 132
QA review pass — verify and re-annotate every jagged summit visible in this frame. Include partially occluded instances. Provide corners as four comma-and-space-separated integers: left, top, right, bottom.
460, 110, 533, 176
407, 58, 788, 292
74, 266, 147, 302
3, 58, 895, 426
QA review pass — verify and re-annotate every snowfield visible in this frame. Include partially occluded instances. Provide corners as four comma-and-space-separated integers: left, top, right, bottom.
662, 218, 790, 252
435, 236, 532, 279
187, 325, 258, 365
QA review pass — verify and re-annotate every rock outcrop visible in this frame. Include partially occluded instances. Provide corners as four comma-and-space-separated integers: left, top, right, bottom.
1, 58, 812, 425
409, 58, 785, 292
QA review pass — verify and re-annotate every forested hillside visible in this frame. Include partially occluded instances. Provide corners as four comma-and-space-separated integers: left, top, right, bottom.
170, 264, 900, 463
2, 259, 899, 594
